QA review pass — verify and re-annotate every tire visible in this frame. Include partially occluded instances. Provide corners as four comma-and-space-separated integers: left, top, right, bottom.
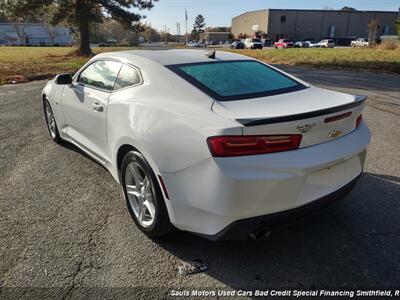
43, 98, 63, 144
121, 150, 173, 238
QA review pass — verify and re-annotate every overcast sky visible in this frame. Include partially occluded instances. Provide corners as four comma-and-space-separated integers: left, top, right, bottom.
141, 0, 399, 34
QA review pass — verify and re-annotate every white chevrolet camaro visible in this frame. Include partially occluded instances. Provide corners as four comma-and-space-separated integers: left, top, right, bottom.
42, 50, 370, 240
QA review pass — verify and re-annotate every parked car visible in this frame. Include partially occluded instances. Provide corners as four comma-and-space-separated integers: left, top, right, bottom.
230, 41, 245, 49
244, 38, 263, 49
263, 38, 272, 47
305, 40, 321, 48
274, 39, 294, 49
42, 50, 370, 241
294, 41, 309, 48
319, 39, 335, 48
188, 41, 206, 48
351, 38, 369, 48
294, 41, 303, 48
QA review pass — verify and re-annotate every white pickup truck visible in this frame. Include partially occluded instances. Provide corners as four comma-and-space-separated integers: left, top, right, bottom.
351, 38, 369, 48
244, 38, 263, 50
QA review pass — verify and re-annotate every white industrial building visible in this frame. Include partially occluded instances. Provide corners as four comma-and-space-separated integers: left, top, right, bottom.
0, 23, 73, 46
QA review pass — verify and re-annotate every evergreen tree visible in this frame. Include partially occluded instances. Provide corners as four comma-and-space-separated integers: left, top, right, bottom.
191, 14, 206, 40
341, 6, 357, 11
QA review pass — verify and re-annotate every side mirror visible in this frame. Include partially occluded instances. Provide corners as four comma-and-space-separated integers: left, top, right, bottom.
55, 73, 72, 85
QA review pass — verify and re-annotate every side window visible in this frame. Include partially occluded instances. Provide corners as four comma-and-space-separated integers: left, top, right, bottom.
78, 60, 121, 91
114, 64, 142, 90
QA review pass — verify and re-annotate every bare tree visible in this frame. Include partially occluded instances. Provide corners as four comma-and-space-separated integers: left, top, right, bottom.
141, 23, 160, 42
238, 33, 249, 40
368, 19, 379, 43
14, 23, 27, 45
44, 25, 58, 45
101, 20, 129, 42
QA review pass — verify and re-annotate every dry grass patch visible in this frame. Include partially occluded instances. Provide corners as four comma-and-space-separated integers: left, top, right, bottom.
377, 39, 399, 50
1, 46, 399, 85
0, 46, 133, 84
225, 48, 400, 73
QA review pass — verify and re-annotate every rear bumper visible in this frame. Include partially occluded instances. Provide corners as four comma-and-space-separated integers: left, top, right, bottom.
162, 123, 370, 237
200, 174, 360, 241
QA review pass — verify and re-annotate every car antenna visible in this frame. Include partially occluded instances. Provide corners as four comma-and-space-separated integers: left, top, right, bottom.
203, 50, 216, 59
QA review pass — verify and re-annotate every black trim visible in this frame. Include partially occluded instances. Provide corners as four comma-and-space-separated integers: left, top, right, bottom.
198, 174, 361, 241
166, 60, 308, 101
237, 95, 367, 126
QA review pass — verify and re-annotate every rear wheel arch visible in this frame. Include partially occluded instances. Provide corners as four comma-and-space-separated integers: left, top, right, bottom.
117, 144, 138, 179
116, 144, 160, 180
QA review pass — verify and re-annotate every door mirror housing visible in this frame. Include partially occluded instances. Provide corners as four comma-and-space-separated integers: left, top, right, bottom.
55, 73, 73, 85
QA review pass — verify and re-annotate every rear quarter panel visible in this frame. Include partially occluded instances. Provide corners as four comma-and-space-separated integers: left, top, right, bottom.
107, 66, 241, 175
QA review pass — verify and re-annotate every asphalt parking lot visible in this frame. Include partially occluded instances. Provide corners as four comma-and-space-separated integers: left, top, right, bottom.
0, 66, 399, 298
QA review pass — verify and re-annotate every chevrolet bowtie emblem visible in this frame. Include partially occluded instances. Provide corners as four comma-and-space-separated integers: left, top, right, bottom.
328, 129, 342, 139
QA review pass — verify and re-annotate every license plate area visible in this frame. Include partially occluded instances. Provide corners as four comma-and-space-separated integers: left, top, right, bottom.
297, 155, 362, 204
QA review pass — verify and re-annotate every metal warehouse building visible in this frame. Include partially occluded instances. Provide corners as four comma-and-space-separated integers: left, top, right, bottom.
0, 23, 73, 46
231, 9, 398, 44
199, 32, 230, 43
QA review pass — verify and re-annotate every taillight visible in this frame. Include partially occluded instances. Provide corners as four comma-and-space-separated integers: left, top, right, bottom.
324, 112, 352, 123
207, 135, 302, 157
356, 114, 363, 128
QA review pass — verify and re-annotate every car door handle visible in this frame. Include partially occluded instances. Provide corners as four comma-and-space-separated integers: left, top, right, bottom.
93, 103, 103, 112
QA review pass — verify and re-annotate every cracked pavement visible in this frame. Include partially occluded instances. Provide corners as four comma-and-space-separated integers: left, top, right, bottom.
0, 66, 399, 298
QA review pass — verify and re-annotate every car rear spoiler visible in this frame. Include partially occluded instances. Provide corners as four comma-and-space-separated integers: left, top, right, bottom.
236, 95, 367, 127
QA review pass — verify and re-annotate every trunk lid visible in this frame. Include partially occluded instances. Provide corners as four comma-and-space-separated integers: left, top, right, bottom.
212, 86, 365, 148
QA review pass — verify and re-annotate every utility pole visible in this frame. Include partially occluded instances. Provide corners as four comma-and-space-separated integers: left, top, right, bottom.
176, 22, 181, 42
185, 9, 188, 46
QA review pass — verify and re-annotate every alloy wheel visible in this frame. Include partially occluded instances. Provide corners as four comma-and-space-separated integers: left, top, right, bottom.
124, 161, 156, 228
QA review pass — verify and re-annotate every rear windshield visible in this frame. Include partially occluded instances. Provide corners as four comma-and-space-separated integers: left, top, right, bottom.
167, 60, 307, 101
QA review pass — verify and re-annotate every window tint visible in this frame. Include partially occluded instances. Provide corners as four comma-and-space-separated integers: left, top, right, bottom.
171, 61, 306, 101
114, 64, 141, 90
78, 60, 121, 91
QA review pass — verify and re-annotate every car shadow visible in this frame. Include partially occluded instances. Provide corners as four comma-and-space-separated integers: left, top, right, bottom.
62, 140, 106, 168
155, 172, 400, 288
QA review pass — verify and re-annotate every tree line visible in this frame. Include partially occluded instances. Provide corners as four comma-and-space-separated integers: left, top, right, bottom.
0, 0, 158, 55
